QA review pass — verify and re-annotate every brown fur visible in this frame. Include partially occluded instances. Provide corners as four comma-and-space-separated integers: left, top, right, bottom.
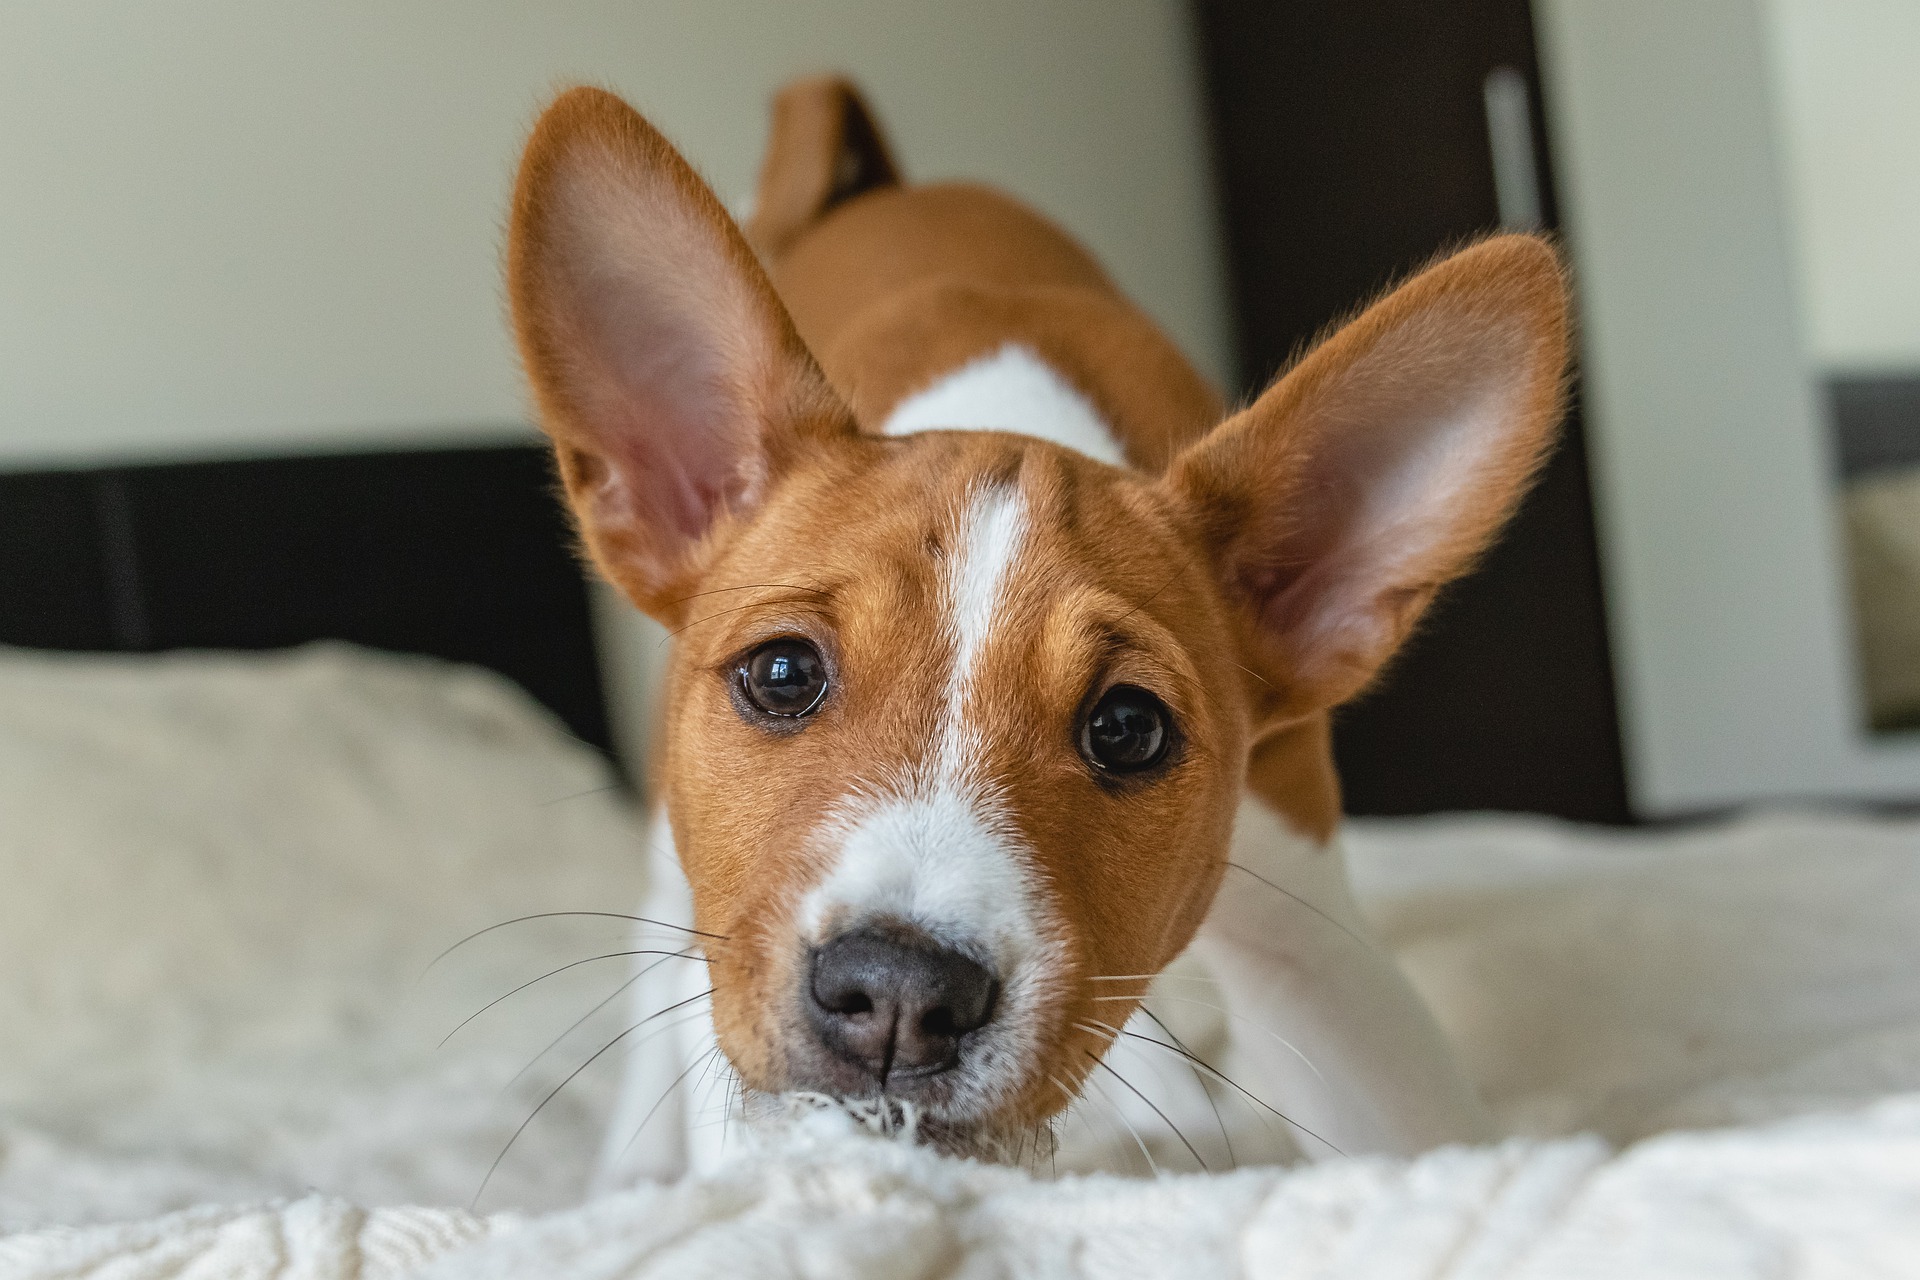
746, 74, 901, 261
505, 82, 1569, 1144
660, 431, 1247, 1123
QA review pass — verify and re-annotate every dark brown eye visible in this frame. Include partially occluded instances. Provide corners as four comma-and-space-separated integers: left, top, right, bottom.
741, 639, 828, 717
1081, 685, 1171, 773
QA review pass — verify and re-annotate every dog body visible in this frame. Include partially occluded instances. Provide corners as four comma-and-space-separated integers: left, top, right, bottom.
506, 81, 1566, 1179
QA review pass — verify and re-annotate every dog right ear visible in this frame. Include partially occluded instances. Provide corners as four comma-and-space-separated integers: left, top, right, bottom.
508, 87, 857, 624
1162, 235, 1570, 727
745, 76, 900, 260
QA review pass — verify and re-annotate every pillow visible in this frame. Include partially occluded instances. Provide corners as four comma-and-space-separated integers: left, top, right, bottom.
0, 643, 650, 1229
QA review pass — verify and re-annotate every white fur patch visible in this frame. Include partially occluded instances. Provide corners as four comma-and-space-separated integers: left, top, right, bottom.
799, 485, 1039, 967
801, 787, 1041, 972
881, 343, 1127, 467
938, 485, 1026, 770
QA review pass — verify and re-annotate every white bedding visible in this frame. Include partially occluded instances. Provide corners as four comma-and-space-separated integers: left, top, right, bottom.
3, 644, 1919, 1277
10, 1098, 1920, 1279
0, 644, 647, 1228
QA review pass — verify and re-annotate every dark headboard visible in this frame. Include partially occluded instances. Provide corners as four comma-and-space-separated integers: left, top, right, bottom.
0, 445, 611, 758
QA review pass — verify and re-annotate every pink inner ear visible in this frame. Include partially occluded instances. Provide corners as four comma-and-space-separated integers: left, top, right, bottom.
1251, 316, 1539, 685
547, 165, 772, 557
574, 306, 745, 546
509, 89, 855, 615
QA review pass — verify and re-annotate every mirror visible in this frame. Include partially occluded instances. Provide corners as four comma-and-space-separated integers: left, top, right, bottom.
1765, 2, 1920, 733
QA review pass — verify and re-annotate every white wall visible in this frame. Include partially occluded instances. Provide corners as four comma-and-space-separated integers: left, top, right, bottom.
1764, 0, 1920, 372
0, 1, 1228, 468
1538, 0, 1920, 814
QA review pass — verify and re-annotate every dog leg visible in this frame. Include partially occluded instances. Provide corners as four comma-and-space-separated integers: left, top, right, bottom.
1190, 795, 1492, 1159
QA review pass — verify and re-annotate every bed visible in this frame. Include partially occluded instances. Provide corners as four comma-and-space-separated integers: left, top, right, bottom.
3, 448, 1918, 1277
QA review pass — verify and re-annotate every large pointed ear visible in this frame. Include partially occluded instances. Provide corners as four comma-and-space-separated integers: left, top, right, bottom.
507, 86, 856, 623
1163, 235, 1571, 725
744, 76, 900, 261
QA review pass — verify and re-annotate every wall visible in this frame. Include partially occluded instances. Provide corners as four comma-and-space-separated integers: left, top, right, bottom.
0, 1, 1228, 468
1538, 0, 1920, 813
1764, 0, 1920, 372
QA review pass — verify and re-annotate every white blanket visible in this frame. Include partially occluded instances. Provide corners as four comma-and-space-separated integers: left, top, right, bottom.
4, 645, 1920, 1277
8, 1100, 1920, 1278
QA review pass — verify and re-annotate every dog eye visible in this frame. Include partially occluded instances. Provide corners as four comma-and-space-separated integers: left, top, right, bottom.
1080, 685, 1171, 773
741, 639, 829, 718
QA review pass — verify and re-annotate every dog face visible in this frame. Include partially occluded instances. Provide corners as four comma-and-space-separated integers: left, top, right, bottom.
508, 89, 1567, 1154
654, 428, 1249, 1144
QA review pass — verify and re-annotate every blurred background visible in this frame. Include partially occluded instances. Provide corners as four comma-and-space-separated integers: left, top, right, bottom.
11, 0, 1920, 1248
2, 0, 1917, 825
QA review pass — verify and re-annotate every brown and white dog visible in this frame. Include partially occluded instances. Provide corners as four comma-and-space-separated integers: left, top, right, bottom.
505, 79, 1567, 1178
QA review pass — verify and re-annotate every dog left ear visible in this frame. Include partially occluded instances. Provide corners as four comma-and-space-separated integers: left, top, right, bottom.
507, 87, 857, 623
1163, 235, 1571, 725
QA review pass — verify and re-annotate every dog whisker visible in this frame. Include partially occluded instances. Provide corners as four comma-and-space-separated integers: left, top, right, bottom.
1122, 1009, 1344, 1158
690, 1040, 729, 1118
683, 1044, 724, 1121
426, 911, 726, 975
1222, 862, 1373, 951
1088, 972, 1257, 985
440, 948, 704, 1049
1045, 1071, 1131, 1177
619, 1043, 723, 1159
1075, 1016, 1234, 1168
1123, 1010, 1236, 1168
1079, 1067, 1160, 1177
506, 954, 699, 1089
683, 1072, 749, 1138
1080, 1016, 1278, 1162
1079, 994, 1241, 1169
1089, 992, 1327, 1086
1030, 1113, 1059, 1174
707, 1055, 743, 1157
1083, 1049, 1208, 1173
535, 783, 627, 808
1051, 1069, 1155, 1177
473, 985, 712, 1212
580, 1005, 718, 1091
1087, 992, 1347, 1155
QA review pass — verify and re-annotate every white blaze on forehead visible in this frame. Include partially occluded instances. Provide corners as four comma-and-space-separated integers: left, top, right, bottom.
799, 483, 1045, 967
942, 483, 1027, 755
881, 343, 1127, 468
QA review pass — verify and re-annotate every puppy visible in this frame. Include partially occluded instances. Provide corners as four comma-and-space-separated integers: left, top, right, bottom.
504, 79, 1567, 1178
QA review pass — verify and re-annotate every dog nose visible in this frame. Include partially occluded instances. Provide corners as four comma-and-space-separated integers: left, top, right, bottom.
806, 927, 998, 1081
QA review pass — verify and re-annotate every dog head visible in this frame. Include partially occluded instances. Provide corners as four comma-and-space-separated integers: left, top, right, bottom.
507, 87, 1567, 1155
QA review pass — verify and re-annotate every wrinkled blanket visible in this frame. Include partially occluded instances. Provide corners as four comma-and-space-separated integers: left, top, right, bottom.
8, 1098, 1920, 1278
4, 645, 1920, 1277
